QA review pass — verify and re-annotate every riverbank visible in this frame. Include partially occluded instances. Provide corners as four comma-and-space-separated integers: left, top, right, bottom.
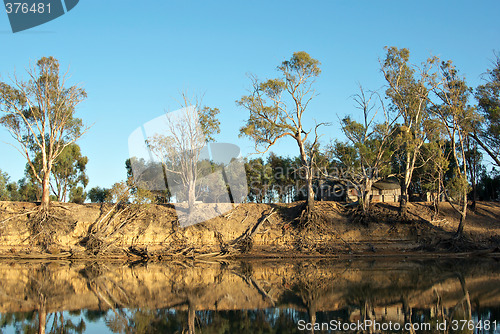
0, 201, 499, 260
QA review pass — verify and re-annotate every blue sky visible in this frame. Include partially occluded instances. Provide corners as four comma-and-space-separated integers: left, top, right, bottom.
0, 0, 499, 190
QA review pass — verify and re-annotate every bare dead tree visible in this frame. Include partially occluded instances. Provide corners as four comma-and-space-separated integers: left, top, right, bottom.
146, 93, 220, 213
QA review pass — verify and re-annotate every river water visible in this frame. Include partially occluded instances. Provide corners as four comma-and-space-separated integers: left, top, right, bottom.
0, 257, 499, 333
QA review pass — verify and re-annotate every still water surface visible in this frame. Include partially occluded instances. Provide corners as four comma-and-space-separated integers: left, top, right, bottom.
0, 258, 499, 333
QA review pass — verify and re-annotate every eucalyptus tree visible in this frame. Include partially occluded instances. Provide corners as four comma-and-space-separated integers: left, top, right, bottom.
0, 57, 88, 212
431, 60, 481, 237
416, 136, 449, 219
238, 51, 327, 219
381, 47, 437, 216
332, 86, 398, 214
474, 54, 500, 167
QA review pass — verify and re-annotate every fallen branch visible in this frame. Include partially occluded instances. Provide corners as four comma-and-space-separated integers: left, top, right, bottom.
0, 209, 38, 226
227, 208, 276, 254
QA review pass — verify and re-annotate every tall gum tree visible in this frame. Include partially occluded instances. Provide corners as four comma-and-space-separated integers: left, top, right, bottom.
381, 47, 437, 217
0, 57, 88, 212
430, 60, 481, 237
474, 54, 500, 167
237, 51, 327, 219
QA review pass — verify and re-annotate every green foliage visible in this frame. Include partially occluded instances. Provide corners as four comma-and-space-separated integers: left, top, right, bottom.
244, 154, 306, 203
26, 143, 88, 202
238, 51, 322, 152
199, 106, 221, 142
447, 167, 471, 200
17, 178, 40, 202
88, 187, 110, 203
0, 170, 49, 202
416, 141, 450, 195
0, 169, 10, 200
6, 182, 20, 201
69, 186, 86, 204
267, 153, 297, 202
475, 54, 500, 165
477, 168, 500, 200
146, 95, 220, 208
106, 181, 132, 204
245, 157, 269, 203
238, 51, 325, 212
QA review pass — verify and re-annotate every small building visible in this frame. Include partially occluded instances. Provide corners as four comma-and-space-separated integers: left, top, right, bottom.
370, 179, 401, 203
318, 179, 401, 203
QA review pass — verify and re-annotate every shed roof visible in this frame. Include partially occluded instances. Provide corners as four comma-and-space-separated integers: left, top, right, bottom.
372, 180, 400, 190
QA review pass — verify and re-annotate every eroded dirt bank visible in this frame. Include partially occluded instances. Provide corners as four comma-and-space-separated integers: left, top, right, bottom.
0, 201, 499, 259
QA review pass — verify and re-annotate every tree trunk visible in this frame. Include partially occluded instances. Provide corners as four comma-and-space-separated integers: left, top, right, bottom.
188, 180, 196, 214
38, 301, 46, 334
455, 192, 467, 238
399, 153, 412, 217
400, 140, 421, 217
362, 179, 373, 215
41, 170, 51, 212
308, 303, 316, 334
298, 138, 315, 219
470, 168, 477, 212
432, 172, 442, 220
306, 170, 315, 217
458, 274, 472, 322
399, 186, 408, 217
471, 183, 477, 212
187, 299, 196, 334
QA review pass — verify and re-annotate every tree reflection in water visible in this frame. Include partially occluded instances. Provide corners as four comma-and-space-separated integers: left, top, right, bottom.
0, 259, 499, 333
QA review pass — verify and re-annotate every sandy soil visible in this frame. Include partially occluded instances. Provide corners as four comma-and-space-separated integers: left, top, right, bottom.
0, 200, 498, 259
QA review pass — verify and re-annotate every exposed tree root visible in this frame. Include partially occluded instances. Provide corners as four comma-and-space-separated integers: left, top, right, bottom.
83, 203, 147, 256
25, 207, 75, 252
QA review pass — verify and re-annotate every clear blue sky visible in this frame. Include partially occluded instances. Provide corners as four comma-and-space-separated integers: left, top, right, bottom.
1, 0, 499, 190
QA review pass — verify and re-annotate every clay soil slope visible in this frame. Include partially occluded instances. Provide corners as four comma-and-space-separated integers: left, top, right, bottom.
0, 201, 499, 259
